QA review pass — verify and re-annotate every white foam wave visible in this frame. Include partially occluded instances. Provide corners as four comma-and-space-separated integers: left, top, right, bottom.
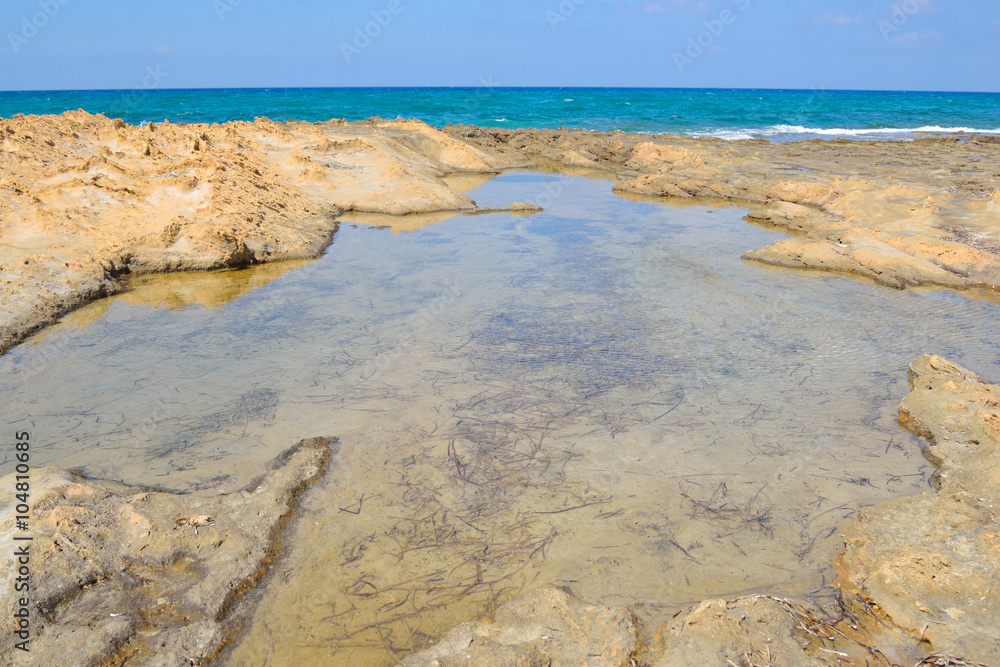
697, 129, 756, 141
764, 124, 1000, 137
693, 125, 1000, 141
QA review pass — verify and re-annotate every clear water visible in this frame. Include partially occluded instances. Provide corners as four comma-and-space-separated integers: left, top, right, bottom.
3, 173, 1000, 664
1, 87, 999, 141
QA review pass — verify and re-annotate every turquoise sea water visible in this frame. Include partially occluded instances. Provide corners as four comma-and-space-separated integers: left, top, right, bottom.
1, 87, 998, 141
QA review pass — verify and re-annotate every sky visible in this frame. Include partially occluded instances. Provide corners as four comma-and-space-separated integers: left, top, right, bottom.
0, 0, 997, 92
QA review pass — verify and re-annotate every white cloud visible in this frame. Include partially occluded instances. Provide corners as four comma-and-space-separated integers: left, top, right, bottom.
640, 0, 709, 15
615, 0, 637, 18
890, 29, 943, 46
816, 13, 864, 26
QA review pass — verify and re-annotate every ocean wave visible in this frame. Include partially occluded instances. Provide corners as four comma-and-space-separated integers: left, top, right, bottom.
693, 124, 1000, 141
695, 129, 756, 141
765, 124, 1000, 136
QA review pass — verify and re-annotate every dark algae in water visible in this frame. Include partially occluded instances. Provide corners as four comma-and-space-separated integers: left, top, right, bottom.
6, 173, 999, 664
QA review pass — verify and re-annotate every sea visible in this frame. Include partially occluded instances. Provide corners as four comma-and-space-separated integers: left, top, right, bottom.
1, 87, 999, 142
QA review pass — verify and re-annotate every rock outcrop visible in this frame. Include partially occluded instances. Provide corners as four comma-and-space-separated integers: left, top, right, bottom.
6, 116, 1000, 356
446, 126, 1000, 293
397, 586, 637, 667
0, 112, 531, 355
836, 356, 1000, 665
0, 436, 336, 666
398, 356, 1000, 666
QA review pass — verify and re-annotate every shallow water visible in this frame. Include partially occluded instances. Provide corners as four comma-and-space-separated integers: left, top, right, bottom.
4, 172, 1000, 664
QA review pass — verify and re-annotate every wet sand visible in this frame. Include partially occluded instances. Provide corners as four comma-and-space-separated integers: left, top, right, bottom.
2, 113, 1000, 665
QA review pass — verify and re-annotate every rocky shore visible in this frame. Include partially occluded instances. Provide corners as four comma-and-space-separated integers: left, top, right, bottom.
3, 358, 996, 665
399, 354, 1000, 667
0, 437, 336, 666
2, 113, 1000, 665
446, 125, 1000, 292
0, 111, 529, 355
4, 112, 1000, 356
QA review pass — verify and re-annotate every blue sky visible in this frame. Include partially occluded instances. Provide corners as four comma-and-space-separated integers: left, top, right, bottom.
0, 0, 997, 92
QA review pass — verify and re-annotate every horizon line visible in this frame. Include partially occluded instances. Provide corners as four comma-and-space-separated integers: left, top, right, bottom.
2, 86, 999, 95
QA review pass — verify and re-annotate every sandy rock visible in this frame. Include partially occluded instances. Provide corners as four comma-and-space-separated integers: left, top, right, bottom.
765, 180, 836, 207
881, 235, 1000, 286
370, 118, 530, 174
613, 173, 700, 199
744, 234, 980, 290
624, 142, 705, 172
742, 238, 917, 288
838, 493, 1000, 663
464, 201, 545, 216
986, 189, 1000, 213
836, 356, 1000, 665
0, 112, 527, 355
447, 125, 1000, 293
744, 200, 840, 235
0, 436, 337, 666
899, 355, 1000, 496
397, 586, 637, 667
654, 597, 836, 667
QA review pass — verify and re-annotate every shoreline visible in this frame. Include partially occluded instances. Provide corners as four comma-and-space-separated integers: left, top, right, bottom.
2, 113, 999, 356
4, 88, 999, 144
2, 112, 1000, 664
444, 125, 1000, 290
0, 112, 531, 356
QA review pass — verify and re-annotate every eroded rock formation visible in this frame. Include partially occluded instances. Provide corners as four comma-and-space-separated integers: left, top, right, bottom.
0, 112, 529, 354
398, 586, 637, 667
399, 356, 1000, 667
0, 437, 336, 666
446, 126, 1000, 293
837, 356, 1000, 665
